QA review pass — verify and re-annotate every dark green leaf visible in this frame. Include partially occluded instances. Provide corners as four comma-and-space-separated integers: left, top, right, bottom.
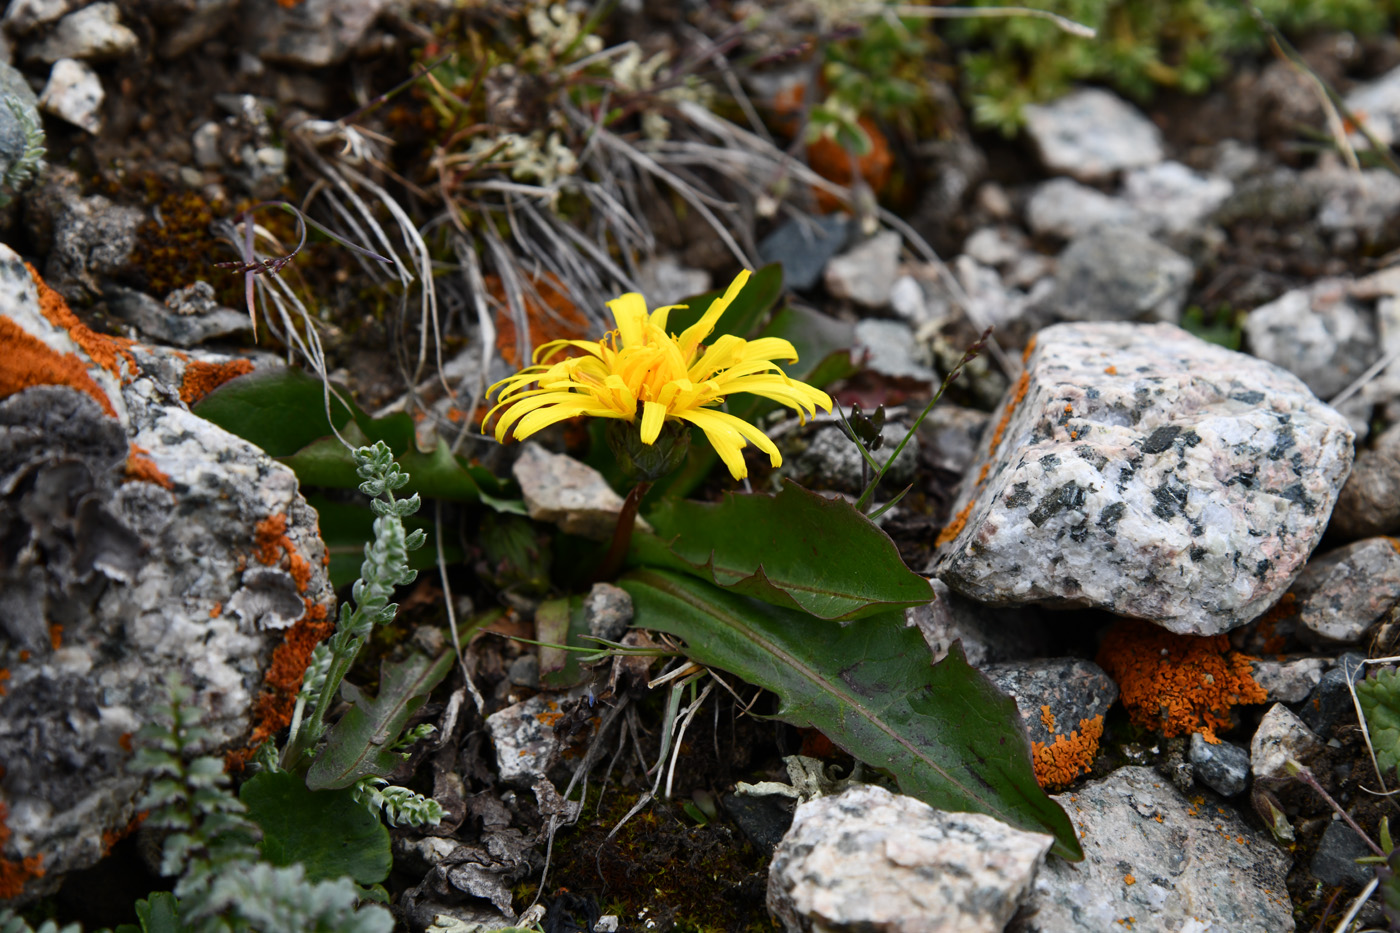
306, 646, 455, 790
1358, 668, 1400, 774
192, 367, 355, 457
309, 496, 453, 589
130, 892, 179, 933
240, 770, 391, 884
619, 569, 1082, 860
639, 480, 931, 620
662, 263, 784, 341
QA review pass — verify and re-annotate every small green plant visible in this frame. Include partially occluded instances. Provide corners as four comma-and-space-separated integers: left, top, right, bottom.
0, 92, 45, 207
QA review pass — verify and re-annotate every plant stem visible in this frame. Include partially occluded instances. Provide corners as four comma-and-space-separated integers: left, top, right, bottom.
593, 481, 651, 583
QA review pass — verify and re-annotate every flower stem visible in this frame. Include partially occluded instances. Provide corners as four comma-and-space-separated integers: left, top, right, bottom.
594, 481, 651, 583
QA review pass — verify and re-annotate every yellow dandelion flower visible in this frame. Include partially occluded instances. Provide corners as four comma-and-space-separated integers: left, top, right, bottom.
486, 270, 833, 479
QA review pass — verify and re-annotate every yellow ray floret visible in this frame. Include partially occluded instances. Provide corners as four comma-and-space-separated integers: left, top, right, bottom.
485, 270, 833, 479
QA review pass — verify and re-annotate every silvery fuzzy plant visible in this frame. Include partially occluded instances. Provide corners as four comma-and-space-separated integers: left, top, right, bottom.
276, 441, 445, 828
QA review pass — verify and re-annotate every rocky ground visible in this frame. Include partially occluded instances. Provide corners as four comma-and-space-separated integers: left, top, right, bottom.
7, 1, 1400, 932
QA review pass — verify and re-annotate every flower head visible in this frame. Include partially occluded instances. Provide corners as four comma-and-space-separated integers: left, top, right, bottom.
486, 270, 833, 479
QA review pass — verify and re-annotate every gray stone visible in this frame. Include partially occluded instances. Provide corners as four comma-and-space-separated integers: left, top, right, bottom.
1310, 819, 1374, 888
157, 0, 239, 58
1025, 177, 1142, 241
28, 166, 144, 300
1189, 733, 1250, 797
635, 255, 709, 307
1250, 657, 1326, 704
191, 121, 223, 169
1023, 88, 1164, 183
37, 57, 102, 134
511, 442, 650, 541
1344, 63, 1400, 148
1243, 280, 1379, 401
1251, 703, 1326, 783
583, 582, 632, 642
758, 213, 849, 291
1309, 164, 1400, 249
767, 783, 1052, 933
962, 226, 1028, 268
982, 658, 1117, 748
1298, 654, 1366, 739
244, 0, 389, 67
907, 579, 1047, 669
824, 230, 901, 308
914, 404, 987, 476
484, 694, 556, 785
26, 2, 138, 62
852, 318, 935, 382
1122, 161, 1234, 235
1040, 226, 1194, 325
0, 248, 333, 901
932, 322, 1355, 636
105, 284, 252, 346
2, 0, 79, 34
1213, 167, 1322, 228
792, 422, 918, 496
1332, 422, 1400, 539
1289, 538, 1400, 644
1012, 767, 1294, 933
953, 255, 1034, 331
887, 274, 949, 328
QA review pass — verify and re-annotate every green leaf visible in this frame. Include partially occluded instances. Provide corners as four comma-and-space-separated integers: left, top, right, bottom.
662, 263, 784, 342
306, 646, 455, 791
308, 495, 452, 589
240, 770, 391, 885
192, 367, 357, 457
536, 595, 589, 688
1358, 668, 1400, 774
283, 437, 484, 503
619, 569, 1082, 860
639, 481, 931, 620
116, 892, 179, 933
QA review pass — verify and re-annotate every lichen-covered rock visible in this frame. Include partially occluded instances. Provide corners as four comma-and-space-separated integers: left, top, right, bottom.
1011, 767, 1294, 933
982, 658, 1116, 789
767, 784, 1052, 933
0, 244, 331, 901
932, 322, 1355, 636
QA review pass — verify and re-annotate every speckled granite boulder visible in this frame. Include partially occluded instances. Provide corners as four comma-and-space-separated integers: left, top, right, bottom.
931, 322, 1354, 636
1010, 767, 1293, 933
767, 784, 1053, 933
0, 245, 331, 901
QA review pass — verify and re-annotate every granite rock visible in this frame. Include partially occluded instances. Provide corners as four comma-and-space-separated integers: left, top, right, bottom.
981, 658, 1117, 748
1331, 422, 1400, 539
1011, 767, 1294, 933
932, 322, 1355, 636
27, 166, 144, 301
1122, 161, 1233, 235
37, 57, 103, 134
1250, 656, 1326, 704
1309, 164, 1400, 250
1023, 88, 1164, 182
484, 694, 557, 785
512, 442, 650, 540
767, 784, 1052, 933
1251, 703, 1327, 783
583, 582, 632, 642
824, 231, 901, 308
1039, 226, 1194, 325
26, 2, 138, 62
1188, 733, 1250, 797
1025, 177, 1142, 241
2, 0, 79, 33
1243, 279, 1379, 400
1288, 538, 1400, 644
635, 255, 709, 307
0, 248, 333, 900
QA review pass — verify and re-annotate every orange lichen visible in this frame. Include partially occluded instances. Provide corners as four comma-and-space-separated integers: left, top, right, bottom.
1124, 874, 1136, 885
48, 624, 62, 651
1032, 714, 1103, 789
1021, 337, 1037, 363
179, 358, 255, 406
100, 810, 147, 856
935, 367, 1032, 547
1097, 619, 1266, 742
210, 603, 223, 618
125, 446, 173, 489
27, 263, 136, 382
17, 651, 28, 663
1040, 705, 1058, 733
988, 370, 1031, 458
234, 600, 334, 765
0, 668, 8, 696
0, 317, 117, 417
0, 802, 45, 899
254, 513, 289, 566
486, 272, 592, 368
118, 732, 133, 752
1104, 366, 1118, 375
935, 499, 976, 547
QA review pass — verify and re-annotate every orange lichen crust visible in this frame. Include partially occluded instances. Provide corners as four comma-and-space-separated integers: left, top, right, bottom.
0, 802, 45, 899
0, 317, 118, 416
125, 446, 174, 489
180, 358, 255, 406
253, 513, 311, 592
1032, 715, 1103, 789
26, 262, 137, 382
1097, 619, 1267, 743
487, 272, 591, 368
232, 600, 334, 768
935, 366, 1033, 547
100, 810, 148, 856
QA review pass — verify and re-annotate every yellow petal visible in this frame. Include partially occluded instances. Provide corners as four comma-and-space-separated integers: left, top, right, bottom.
679, 407, 784, 479
677, 270, 750, 362
639, 400, 667, 444
514, 397, 624, 438
607, 293, 650, 348
491, 390, 588, 441
648, 303, 686, 335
